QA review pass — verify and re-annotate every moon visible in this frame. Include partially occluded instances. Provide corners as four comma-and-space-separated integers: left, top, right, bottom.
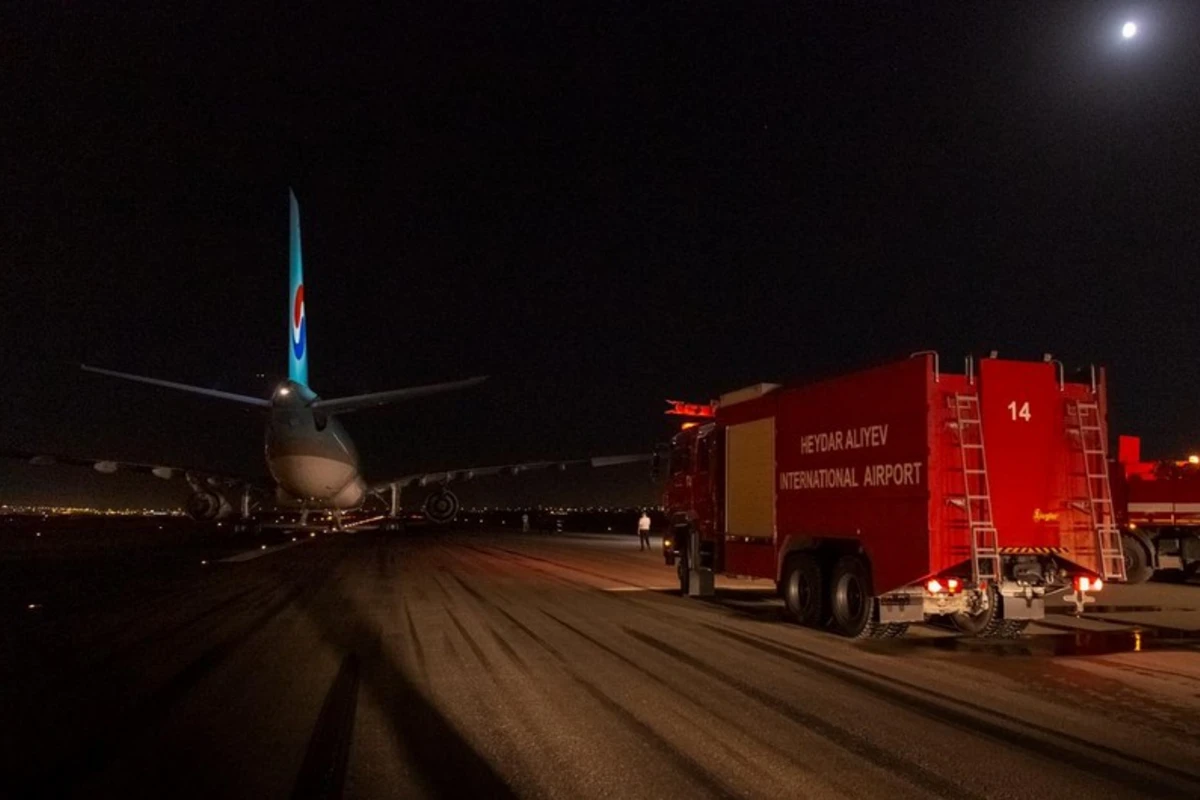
1122, 21, 1138, 39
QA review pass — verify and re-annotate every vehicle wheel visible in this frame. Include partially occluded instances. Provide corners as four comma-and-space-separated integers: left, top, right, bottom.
951, 584, 999, 636
994, 620, 1030, 638
1122, 534, 1154, 584
782, 554, 824, 627
830, 555, 888, 638
677, 556, 690, 596
950, 585, 1025, 638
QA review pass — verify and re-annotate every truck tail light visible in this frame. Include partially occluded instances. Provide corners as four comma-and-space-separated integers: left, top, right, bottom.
1075, 576, 1103, 593
926, 577, 963, 595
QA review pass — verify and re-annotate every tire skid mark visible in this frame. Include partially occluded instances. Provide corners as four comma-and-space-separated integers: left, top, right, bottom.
460, 544, 585, 591
722, 624, 1200, 777
539, 609, 859, 796
442, 630, 461, 664
26, 581, 271, 710
474, 603, 737, 799
28, 549, 343, 795
623, 627, 975, 800
445, 606, 494, 671
291, 653, 361, 800
486, 545, 646, 588
403, 603, 428, 680
1095, 661, 1200, 683
446, 573, 530, 674
430, 571, 457, 605
706, 625, 1200, 797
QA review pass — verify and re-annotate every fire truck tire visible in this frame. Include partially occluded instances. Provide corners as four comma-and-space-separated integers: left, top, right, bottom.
993, 620, 1030, 638
830, 555, 890, 638
1121, 534, 1154, 584
950, 585, 1027, 638
782, 554, 823, 627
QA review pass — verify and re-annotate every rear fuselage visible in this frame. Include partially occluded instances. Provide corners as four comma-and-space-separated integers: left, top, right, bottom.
265, 381, 366, 508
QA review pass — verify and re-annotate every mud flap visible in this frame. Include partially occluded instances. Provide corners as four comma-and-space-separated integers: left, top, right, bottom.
879, 591, 924, 624
999, 593, 1045, 620
687, 528, 715, 598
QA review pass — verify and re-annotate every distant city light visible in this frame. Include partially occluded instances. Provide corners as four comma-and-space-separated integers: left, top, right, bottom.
1122, 21, 1137, 39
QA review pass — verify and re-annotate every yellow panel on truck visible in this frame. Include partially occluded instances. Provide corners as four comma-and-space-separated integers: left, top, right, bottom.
724, 416, 775, 539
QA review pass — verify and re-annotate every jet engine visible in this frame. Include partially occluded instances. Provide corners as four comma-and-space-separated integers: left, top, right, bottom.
186, 490, 232, 521
422, 489, 460, 524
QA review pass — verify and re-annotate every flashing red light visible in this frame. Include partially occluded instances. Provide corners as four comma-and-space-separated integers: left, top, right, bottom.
947, 578, 960, 592
926, 578, 943, 594
1075, 576, 1103, 593
665, 399, 717, 419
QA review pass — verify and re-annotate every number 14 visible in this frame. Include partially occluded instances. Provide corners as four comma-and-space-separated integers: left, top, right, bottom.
1008, 401, 1031, 422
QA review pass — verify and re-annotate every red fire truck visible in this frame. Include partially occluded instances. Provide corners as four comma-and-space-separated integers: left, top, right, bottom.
662, 353, 1124, 639
1111, 436, 1200, 583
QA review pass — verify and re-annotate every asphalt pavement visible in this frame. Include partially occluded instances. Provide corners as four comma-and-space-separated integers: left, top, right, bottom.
2, 527, 1199, 799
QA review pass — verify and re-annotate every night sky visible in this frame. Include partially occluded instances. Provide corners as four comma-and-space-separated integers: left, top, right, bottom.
3, 3, 1199, 508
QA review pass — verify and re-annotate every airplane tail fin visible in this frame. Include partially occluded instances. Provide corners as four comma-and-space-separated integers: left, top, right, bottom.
288, 189, 309, 387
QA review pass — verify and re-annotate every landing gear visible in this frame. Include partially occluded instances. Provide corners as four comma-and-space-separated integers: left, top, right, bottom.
782, 554, 823, 627
829, 555, 906, 639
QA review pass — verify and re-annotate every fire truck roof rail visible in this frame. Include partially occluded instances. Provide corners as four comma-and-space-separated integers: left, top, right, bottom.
910, 350, 939, 382
719, 383, 780, 407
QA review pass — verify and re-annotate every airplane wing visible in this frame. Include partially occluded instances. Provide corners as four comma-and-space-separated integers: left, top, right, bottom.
370, 453, 654, 494
0, 448, 262, 492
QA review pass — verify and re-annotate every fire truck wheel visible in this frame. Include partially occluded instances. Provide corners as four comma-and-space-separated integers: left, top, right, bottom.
950, 585, 1013, 637
1121, 534, 1154, 584
782, 554, 823, 627
830, 555, 886, 638
994, 620, 1029, 638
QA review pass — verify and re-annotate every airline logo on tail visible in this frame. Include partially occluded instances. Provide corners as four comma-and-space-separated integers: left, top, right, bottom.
292, 284, 306, 360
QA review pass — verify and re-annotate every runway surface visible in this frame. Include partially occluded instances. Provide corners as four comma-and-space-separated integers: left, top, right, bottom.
3, 527, 1200, 799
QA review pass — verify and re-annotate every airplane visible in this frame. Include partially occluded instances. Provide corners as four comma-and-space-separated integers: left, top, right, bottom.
5, 190, 650, 530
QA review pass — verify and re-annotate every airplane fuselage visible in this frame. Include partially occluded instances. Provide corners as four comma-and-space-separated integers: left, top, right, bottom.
265, 381, 366, 509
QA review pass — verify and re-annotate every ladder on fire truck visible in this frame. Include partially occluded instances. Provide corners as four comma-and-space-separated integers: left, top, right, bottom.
1065, 400, 1126, 581
953, 394, 1003, 587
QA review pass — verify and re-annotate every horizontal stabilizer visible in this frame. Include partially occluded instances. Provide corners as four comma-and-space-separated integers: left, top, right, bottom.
311, 375, 487, 415
82, 365, 270, 407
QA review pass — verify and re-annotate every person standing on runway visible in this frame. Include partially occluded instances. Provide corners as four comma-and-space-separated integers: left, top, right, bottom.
637, 511, 652, 551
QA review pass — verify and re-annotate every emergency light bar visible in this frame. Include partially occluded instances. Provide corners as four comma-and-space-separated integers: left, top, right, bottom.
665, 399, 717, 419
